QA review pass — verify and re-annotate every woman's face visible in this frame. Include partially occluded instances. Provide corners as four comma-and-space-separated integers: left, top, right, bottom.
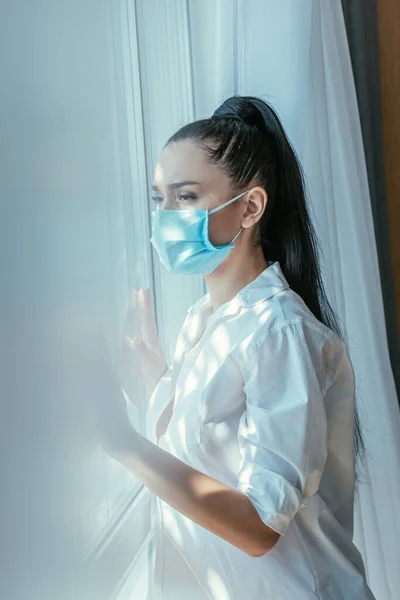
151, 140, 246, 246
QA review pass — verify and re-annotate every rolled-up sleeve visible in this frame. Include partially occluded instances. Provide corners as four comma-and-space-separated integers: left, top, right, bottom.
236, 321, 329, 536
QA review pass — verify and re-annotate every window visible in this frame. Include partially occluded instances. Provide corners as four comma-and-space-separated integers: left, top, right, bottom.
77, 1, 204, 598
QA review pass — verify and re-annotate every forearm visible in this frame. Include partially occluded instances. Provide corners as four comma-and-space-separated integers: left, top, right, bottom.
113, 430, 279, 557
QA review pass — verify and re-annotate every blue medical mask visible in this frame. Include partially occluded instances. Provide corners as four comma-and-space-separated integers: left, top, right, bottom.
150, 190, 249, 275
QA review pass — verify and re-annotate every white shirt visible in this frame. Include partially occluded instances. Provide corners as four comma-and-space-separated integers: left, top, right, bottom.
145, 261, 376, 600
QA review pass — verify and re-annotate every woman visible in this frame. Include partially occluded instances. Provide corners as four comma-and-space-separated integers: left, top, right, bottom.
94, 96, 376, 599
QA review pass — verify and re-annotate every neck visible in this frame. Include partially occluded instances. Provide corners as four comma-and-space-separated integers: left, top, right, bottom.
203, 243, 268, 312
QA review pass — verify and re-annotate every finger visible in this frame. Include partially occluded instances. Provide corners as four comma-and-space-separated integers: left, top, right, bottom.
122, 335, 142, 354
138, 288, 159, 349
129, 334, 154, 367
122, 336, 155, 372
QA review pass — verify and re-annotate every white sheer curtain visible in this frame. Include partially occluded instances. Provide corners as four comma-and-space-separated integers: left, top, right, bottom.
134, 1, 400, 598
303, 5, 400, 598
188, 1, 400, 598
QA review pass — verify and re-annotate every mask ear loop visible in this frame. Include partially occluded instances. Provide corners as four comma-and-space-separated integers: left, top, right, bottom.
209, 190, 249, 245
230, 226, 244, 243
209, 189, 250, 215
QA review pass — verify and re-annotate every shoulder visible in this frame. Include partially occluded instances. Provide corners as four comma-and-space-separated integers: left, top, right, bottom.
234, 288, 344, 374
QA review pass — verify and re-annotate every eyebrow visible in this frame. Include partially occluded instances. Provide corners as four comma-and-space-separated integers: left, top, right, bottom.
151, 181, 201, 192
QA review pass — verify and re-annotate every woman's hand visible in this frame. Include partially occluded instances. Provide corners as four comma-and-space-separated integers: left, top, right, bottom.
116, 288, 169, 404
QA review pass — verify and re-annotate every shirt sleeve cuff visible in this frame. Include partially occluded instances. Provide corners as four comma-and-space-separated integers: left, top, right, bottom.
236, 460, 306, 536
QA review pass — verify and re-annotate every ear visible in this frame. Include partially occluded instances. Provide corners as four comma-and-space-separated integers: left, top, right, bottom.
242, 187, 268, 229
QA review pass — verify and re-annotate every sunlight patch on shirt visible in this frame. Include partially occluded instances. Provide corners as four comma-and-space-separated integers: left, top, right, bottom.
175, 334, 186, 357
185, 369, 201, 393
212, 327, 230, 360
206, 567, 231, 600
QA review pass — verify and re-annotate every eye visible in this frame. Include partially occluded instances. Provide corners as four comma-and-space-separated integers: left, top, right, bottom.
151, 192, 197, 207
177, 193, 197, 204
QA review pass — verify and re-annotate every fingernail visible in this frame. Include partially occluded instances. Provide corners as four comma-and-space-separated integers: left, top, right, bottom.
133, 336, 142, 347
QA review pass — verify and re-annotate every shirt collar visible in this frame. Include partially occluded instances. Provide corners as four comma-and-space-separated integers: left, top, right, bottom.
187, 261, 290, 318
